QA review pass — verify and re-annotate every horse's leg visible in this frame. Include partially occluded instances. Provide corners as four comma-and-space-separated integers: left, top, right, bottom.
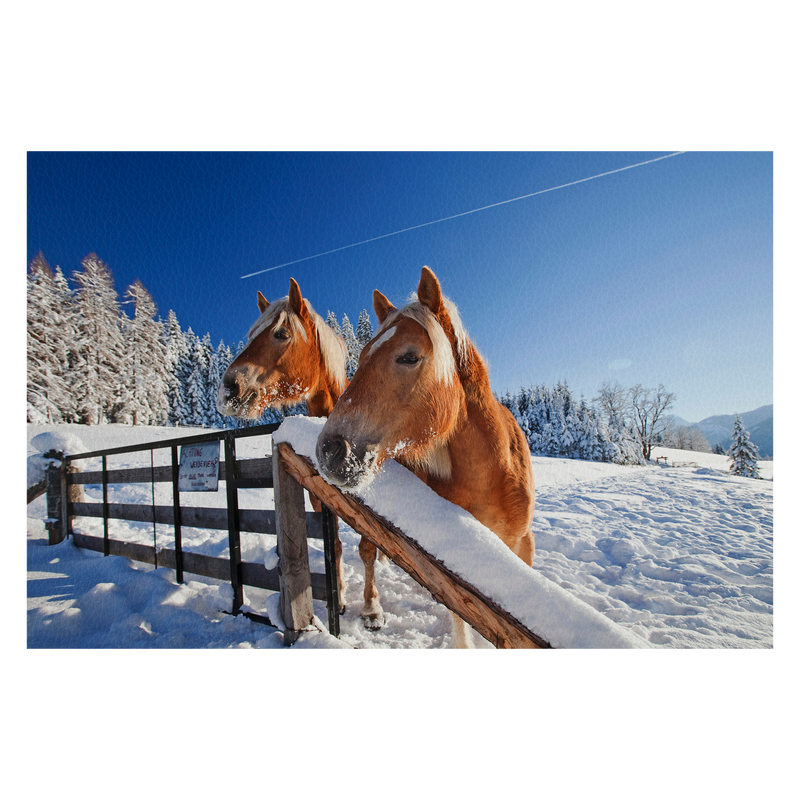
450, 612, 474, 649
331, 514, 347, 614
359, 536, 384, 629
309, 492, 347, 614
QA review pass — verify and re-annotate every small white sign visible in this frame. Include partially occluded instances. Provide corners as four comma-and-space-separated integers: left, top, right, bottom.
178, 441, 220, 492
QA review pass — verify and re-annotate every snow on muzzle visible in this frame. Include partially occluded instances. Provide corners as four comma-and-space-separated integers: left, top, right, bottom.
216, 373, 258, 417
316, 430, 380, 490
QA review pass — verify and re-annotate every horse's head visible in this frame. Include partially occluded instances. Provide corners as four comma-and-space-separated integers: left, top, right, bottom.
217, 278, 346, 419
316, 266, 469, 489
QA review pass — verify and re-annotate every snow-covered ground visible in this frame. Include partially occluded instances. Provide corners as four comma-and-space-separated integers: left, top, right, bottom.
27, 423, 773, 649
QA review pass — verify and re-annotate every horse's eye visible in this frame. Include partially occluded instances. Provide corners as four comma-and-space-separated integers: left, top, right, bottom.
274, 329, 290, 341
397, 352, 420, 365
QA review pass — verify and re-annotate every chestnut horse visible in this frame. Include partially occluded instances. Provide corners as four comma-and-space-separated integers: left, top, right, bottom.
316, 266, 535, 647
217, 278, 347, 419
216, 278, 352, 608
217, 278, 387, 626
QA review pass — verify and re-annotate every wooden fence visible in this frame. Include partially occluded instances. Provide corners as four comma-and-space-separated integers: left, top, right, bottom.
43, 424, 341, 643
41, 425, 551, 649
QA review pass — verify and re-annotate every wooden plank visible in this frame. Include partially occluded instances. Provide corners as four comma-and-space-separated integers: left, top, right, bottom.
71, 457, 273, 487
62, 423, 279, 463
275, 442, 550, 649
71, 532, 328, 599
235, 457, 274, 488
273, 441, 315, 643
28, 480, 46, 505
70, 501, 323, 537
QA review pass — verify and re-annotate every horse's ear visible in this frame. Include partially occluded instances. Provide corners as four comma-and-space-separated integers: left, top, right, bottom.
373, 290, 396, 324
417, 266, 445, 317
288, 278, 309, 320
418, 266, 459, 347
257, 291, 269, 314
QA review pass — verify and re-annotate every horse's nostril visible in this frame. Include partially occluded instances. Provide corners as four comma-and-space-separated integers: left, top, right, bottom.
224, 378, 240, 400
321, 435, 350, 472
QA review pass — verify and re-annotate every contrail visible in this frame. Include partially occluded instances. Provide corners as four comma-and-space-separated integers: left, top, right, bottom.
241, 151, 686, 280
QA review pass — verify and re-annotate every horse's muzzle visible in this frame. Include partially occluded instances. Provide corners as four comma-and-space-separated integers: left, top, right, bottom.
316, 433, 376, 489
217, 374, 256, 417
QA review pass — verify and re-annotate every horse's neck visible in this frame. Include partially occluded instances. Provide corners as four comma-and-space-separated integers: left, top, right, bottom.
306, 391, 333, 417
306, 375, 348, 417
450, 380, 504, 465
305, 339, 348, 417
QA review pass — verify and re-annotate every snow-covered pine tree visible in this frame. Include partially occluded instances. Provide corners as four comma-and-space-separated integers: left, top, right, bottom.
52, 264, 81, 422
356, 309, 374, 349
207, 340, 233, 428
185, 331, 213, 426
27, 253, 72, 423
325, 311, 342, 338
521, 385, 544, 453
498, 382, 645, 465
554, 381, 573, 457
119, 280, 170, 425
499, 389, 525, 441
600, 414, 644, 465
727, 414, 761, 478
71, 254, 127, 425
164, 310, 192, 426
339, 313, 359, 379
574, 397, 600, 461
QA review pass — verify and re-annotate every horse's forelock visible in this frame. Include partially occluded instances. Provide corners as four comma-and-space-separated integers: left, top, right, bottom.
372, 295, 470, 385
246, 297, 309, 344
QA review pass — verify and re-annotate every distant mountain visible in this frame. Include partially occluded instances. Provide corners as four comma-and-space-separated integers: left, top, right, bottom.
667, 404, 773, 457
748, 416, 773, 458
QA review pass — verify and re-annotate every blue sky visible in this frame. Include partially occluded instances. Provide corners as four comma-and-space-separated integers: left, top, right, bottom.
27, 151, 772, 423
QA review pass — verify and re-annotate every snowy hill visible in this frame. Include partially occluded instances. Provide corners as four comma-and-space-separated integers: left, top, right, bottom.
27, 423, 773, 649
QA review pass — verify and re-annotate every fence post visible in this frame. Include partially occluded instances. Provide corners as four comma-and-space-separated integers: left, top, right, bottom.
272, 438, 315, 645
171, 445, 184, 584
45, 455, 64, 545
321, 504, 341, 638
223, 432, 244, 614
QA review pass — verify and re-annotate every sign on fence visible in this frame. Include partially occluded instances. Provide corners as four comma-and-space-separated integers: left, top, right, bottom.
178, 442, 220, 491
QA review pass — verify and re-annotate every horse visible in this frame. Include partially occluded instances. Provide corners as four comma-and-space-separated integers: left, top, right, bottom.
217, 278, 347, 419
216, 277, 387, 627
216, 278, 352, 609
315, 266, 535, 647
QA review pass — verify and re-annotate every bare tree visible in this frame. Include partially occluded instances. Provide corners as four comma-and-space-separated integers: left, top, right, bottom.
594, 381, 629, 429
683, 426, 711, 452
628, 384, 676, 461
